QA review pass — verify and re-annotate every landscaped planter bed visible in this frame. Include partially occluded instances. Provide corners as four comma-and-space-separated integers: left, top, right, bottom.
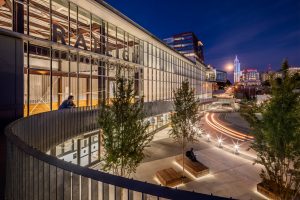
257, 181, 280, 200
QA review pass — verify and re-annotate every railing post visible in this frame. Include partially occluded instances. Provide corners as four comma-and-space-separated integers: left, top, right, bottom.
88, 136, 91, 165
77, 139, 81, 166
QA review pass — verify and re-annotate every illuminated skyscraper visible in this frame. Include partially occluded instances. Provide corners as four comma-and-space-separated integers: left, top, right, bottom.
234, 55, 241, 83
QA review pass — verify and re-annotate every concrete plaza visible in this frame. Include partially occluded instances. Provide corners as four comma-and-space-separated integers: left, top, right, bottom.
133, 127, 266, 200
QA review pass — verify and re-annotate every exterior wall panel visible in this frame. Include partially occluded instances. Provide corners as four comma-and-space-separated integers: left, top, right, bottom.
0, 33, 23, 199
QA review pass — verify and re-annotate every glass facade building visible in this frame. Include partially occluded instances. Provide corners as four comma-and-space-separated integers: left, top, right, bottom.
206, 65, 227, 91
0, 0, 210, 117
216, 70, 227, 83
206, 68, 227, 83
164, 32, 205, 63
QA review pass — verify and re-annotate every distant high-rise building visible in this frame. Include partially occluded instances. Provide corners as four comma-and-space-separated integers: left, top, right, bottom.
234, 55, 241, 83
206, 65, 227, 83
240, 68, 260, 86
288, 66, 300, 76
206, 65, 227, 91
261, 66, 300, 83
164, 32, 204, 63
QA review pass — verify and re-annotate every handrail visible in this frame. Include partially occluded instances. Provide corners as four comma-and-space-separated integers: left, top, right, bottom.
5, 106, 232, 200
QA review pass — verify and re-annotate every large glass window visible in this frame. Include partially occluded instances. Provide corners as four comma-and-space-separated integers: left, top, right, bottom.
107, 23, 117, 57
0, 0, 13, 30
91, 58, 100, 106
69, 3, 78, 47
69, 52, 78, 105
116, 28, 125, 60
128, 34, 134, 62
52, 49, 69, 110
78, 7, 91, 51
28, 44, 51, 115
91, 135, 99, 163
51, 0, 69, 45
80, 138, 89, 166
29, 0, 50, 40
143, 41, 148, 67
78, 54, 91, 107
139, 39, 144, 65
134, 38, 140, 64
91, 15, 106, 55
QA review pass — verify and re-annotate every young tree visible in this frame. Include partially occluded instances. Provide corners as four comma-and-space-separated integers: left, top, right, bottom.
244, 60, 300, 199
98, 68, 153, 177
170, 80, 201, 178
281, 59, 289, 79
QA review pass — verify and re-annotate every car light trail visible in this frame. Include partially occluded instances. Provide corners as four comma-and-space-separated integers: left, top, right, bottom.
211, 113, 254, 140
205, 114, 246, 141
205, 113, 253, 141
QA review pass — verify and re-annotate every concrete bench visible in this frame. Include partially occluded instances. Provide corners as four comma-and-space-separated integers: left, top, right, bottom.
175, 156, 209, 178
155, 168, 182, 187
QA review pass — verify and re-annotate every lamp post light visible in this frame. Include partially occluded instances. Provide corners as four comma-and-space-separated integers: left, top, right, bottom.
217, 136, 223, 148
234, 144, 239, 154
206, 133, 211, 142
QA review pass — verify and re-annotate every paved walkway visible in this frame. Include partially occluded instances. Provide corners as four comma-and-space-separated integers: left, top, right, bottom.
133, 126, 266, 200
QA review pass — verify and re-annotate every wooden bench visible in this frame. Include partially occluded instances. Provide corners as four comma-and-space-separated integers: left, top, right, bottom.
175, 156, 209, 178
155, 168, 182, 187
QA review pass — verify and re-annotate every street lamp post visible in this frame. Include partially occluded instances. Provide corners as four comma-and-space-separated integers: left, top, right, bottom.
234, 144, 239, 154
217, 136, 223, 148
206, 133, 211, 142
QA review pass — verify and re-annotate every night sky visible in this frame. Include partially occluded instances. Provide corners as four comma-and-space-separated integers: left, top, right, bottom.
105, 0, 300, 79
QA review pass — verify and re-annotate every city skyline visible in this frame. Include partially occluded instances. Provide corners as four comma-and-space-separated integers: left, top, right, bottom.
106, 0, 300, 73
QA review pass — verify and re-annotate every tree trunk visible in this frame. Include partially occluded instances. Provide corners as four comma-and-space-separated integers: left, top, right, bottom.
182, 136, 185, 181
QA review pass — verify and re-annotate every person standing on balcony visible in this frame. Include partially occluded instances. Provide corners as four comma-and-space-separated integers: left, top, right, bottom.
59, 95, 76, 109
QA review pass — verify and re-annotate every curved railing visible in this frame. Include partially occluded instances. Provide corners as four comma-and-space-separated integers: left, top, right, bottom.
5, 107, 231, 200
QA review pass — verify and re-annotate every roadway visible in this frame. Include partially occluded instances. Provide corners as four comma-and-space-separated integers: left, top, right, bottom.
200, 112, 257, 159
204, 112, 253, 142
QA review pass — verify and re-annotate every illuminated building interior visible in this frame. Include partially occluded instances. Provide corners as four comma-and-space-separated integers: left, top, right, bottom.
0, 0, 210, 117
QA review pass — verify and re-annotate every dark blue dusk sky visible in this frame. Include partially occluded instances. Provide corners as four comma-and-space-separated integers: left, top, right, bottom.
105, 0, 300, 77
